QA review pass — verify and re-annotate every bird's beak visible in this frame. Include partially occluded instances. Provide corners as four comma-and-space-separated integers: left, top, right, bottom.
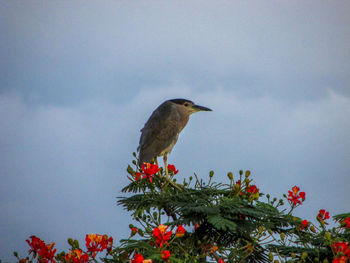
192, 104, 212, 112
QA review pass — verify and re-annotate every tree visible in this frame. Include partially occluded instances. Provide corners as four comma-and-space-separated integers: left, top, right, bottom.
15, 157, 350, 263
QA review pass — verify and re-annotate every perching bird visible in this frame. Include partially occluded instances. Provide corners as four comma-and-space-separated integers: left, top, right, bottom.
137, 98, 212, 175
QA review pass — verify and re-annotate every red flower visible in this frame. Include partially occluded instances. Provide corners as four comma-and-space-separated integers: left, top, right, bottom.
131, 253, 153, 263
26, 236, 56, 263
176, 225, 186, 237
141, 163, 160, 182
131, 252, 144, 263
332, 241, 350, 261
26, 236, 45, 255
287, 186, 306, 207
301, 219, 309, 230
317, 209, 330, 221
332, 256, 348, 263
194, 223, 200, 231
65, 249, 89, 263
342, 217, 350, 229
85, 234, 113, 258
131, 227, 138, 236
133, 172, 142, 181
247, 185, 259, 195
218, 259, 226, 263
167, 164, 178, 175
161, 250, 171, 261
153, 225, 173, 248
38, 242, 56, 263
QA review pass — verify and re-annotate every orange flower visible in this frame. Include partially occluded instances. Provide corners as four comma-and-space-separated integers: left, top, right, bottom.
141, 163, 160, 182
210, 245, 218, 253
85, 234, 113, 258
287, 186, 306, 207
161, 250, 171, 261
167, 164, 178, 175
131, 253, 153, 263
176, 225, 186, 237
65, 249, 89, 263
153, 225, 172, 248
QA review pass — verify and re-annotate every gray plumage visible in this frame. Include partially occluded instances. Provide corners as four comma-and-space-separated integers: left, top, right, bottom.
138, 99, 212, 167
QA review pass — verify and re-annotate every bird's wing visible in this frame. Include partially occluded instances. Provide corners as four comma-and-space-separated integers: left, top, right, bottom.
138, 102, 181, 163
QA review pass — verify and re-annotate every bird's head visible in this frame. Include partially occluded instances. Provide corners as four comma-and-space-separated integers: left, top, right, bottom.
169, 99, 212, 115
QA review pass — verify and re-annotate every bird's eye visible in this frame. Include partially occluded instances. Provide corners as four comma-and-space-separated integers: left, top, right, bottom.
184, 103, 189, 107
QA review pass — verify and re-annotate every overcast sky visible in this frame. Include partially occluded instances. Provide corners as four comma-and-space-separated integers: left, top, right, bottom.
1, 1, 350, 261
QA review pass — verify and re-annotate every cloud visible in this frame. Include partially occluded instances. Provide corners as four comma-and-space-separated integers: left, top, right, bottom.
1, 1, 350, 260
1, 1, 350, 105
1, 88, 349, 260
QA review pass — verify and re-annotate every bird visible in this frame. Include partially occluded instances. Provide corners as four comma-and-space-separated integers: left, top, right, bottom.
137, 98, 212, 175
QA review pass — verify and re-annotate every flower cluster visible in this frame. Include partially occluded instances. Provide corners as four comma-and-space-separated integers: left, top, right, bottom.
26, 236, 56, 263
287, 186, 306, 207
341, 217, 350, 229
134, 163, 160, 182
167, 164, 178, 175
64, 249, 89, 263
300, 219, 309, 230
153, 224, 173, 248
133, 225, 185, 261
161, 250, 171, 261
317, 209, 330, 226
176, 225, 186, 237
332, 242, 350, 263
131, 252, 153, 263
85, 234, 113, 258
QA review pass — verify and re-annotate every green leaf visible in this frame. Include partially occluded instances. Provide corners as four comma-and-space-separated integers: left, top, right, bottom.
207, 215, 237, 231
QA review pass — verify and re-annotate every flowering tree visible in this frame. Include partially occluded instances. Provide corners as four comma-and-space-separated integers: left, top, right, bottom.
14, 156, 350, 263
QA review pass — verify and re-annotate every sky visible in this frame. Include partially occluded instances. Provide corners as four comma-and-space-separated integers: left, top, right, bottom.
1, 0, 350, 261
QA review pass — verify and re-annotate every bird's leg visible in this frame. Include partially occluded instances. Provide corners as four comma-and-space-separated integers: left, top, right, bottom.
163, 153, 168, 177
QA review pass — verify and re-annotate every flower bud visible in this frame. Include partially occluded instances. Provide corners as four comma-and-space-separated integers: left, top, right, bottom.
209, 170, 214, 177
245, 170, 251, 177
258, 226, 264, 233
239, 170, 243, 175
310, 226, 317, 233
153, 211, 158, 219
68, 238, 74, 246
301, 252, 308, 260
274, 260, 279, 263
268, 252, 273, 261
227, 172, 233, 180
325, 232, 331, 241
280, 233, 285, 240
127, 165, 135, 175
74, 240, 79, 248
